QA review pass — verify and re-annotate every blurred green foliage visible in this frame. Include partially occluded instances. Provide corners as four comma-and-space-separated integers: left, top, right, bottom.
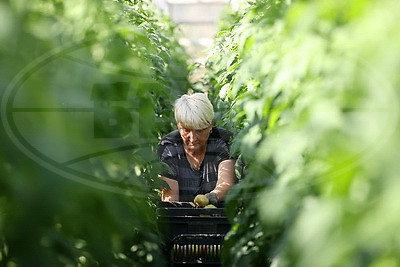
205, 0, 400, 266
0, 0, 188, 265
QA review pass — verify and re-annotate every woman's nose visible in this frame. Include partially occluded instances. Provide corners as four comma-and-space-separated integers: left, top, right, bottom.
188, 131, 197, 142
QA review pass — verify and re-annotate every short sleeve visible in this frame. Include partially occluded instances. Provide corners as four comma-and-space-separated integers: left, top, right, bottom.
218, 139, 231, 161
157, 144, 178, 180
210, 127, 237, 160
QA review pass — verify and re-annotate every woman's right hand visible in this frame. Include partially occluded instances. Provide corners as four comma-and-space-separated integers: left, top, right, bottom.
158, 175, 179, 202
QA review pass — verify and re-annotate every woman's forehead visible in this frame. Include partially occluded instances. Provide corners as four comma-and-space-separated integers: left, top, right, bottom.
178, 122, 210, 131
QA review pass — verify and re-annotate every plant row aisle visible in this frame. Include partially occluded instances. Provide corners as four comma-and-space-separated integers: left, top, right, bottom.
0, 0, 188, 265
205, 0, 400, 266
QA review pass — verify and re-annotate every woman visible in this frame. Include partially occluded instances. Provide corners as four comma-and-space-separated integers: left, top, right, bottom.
157, 93, 236, 204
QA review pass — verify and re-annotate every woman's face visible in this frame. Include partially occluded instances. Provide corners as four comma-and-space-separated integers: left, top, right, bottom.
178, 122, 212, 153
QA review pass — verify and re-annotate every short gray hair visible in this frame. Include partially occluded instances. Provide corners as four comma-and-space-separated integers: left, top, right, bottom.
174, 93, 214, 129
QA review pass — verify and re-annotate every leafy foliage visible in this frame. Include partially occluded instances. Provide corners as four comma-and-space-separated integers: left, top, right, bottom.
205, 0, 400, 266
0, 0, 188, 265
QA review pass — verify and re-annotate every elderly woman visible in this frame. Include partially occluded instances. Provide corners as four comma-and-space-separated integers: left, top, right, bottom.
157, 93, 236, 204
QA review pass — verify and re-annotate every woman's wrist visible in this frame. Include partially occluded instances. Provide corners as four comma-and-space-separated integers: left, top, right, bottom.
205, 192, 219, 205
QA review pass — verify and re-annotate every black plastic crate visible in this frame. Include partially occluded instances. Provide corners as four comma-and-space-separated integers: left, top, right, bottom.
157, 202, 230, 266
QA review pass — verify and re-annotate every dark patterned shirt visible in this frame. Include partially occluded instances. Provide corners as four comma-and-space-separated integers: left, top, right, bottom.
157, 127, 234, 202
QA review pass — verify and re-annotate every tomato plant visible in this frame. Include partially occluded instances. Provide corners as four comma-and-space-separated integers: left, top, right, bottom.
205, 0, 400, 266
0, 0, 188, 265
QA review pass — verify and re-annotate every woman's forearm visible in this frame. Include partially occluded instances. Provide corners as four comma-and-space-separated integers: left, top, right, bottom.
212, 159, 236, 201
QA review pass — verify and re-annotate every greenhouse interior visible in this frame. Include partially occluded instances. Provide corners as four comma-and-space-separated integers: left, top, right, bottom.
1, 0, 400, 266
